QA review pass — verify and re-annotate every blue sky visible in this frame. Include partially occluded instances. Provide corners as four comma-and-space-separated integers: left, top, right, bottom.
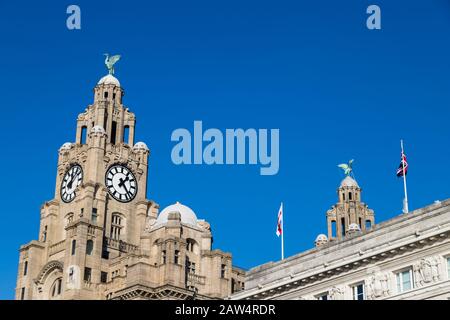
1, 0, 450, 299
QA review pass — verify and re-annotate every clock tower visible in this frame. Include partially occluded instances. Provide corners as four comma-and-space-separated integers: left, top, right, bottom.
15, 64, 244, 300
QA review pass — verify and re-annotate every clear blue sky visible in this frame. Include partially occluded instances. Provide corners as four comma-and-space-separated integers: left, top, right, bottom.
1, 0, 449, 299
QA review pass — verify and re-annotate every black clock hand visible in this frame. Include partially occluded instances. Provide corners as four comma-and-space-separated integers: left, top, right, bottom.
118, 176, 130, 193
67, 170, 76, 189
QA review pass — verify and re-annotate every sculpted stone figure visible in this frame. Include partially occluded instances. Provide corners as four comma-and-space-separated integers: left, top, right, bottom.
329, 286, 345, 300
367, 271, 389, 299
414, 256, 440, 287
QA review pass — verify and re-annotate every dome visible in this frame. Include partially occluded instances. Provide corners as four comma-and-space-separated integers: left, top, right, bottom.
154, 202, 198, 227
98, 74, 120, 87
348, 223, 361, 233
340, 176, 359, 188
133, 142, 149, 151
315, 234, 328, 246
90, 125, 106, 134
59, 142, 73, 151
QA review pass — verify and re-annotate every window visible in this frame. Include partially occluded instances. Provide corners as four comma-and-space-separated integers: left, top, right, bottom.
23, 261, 28, 276
349, 192, 352, 200
91, 208, 97, 224
342, 193, 345, 200
331, 220, 336, 238
51, 278, 62, 297
366, 220, 372, 229
20, 288, 25, 300
104, 91, 108, 99
447, 257, 450, 278
84, 267, 92, 282
186, 260, 196, 274
316, 293, 328, 300
111, 214, 123, 240
101, 272, 108, 283
352, 283, 365, 300
71, 240, 76, 255
221, 264, 227, 278
162, 250, 167, 264
111, 121, 117, 144
86, 240, 94, 255
81, 126, 87, 144
174, 250, 180, 264
358, 218, 362, 229
341, 218, 346, 237
66, 213, 74, 225
396, 268, 413, 293
123, 126, 129, 144
43, 226, 47, 242
186, 239, 197, 252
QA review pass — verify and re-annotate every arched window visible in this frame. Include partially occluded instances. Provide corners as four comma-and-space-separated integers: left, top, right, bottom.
104, 91, 108, 99
331, 220, 336, 238
86, 240, 94, 255
71, 240, 76, 255
50, 278, 62, 297
23, 261, 28, 276
42, 225, 47, 242
186, 239, 198, 253
349, 192, 352, 200
81, 126, 87, 144
162, 250, 167, 264
366, 220, 372, 230
110, 213, 124, 240
111, 121, 117, 144
123, 126, 129, 144
341, 218, 346, 236
174, 250, 180, 264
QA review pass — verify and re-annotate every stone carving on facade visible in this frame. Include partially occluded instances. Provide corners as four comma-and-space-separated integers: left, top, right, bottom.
329, 286, 345, 300
367, 270, 390, 299
414, 256, 441, 287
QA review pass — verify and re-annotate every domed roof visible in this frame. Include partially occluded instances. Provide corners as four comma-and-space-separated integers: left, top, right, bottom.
348, 223, 361, 232
315, 234, 328, 247
154, 202, 198, 228
315, 234, 328, 242
98, 74, 120, 87
59, 142, 73, 151
133, 142, 149, 151
90, 125, 106, 134
340, 176, 359, 188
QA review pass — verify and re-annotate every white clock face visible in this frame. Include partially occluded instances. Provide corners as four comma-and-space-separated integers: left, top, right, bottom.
105, 164, 137, 202
61, 165, 83, 203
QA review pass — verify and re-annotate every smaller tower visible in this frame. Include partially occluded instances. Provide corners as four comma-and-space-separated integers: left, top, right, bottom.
326, 176, 375, 241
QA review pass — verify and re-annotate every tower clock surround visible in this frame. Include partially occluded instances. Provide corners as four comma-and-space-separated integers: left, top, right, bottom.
60, 164, 83, 203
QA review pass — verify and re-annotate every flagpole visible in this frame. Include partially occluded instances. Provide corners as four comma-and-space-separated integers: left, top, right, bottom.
401, 140, 409, 213
281, 202, 284, 260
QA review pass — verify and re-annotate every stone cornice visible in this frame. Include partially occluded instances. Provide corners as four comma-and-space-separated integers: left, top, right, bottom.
231, 200, 450, 300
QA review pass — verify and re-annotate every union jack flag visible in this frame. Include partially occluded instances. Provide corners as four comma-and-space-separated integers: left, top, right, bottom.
396, 152, 408, 177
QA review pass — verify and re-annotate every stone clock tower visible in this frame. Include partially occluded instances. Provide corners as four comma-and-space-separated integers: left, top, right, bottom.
15, 66, 244, 300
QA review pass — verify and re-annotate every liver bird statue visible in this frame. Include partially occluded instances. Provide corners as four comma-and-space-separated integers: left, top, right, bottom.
104, 53, 121, 75
338, 159, 354, 176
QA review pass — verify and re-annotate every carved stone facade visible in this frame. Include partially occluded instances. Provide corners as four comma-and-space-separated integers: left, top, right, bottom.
231, 178, 450, 300
15, 73, 244, 300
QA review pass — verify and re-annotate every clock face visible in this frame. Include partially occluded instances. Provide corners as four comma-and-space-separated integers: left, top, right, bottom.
61, 164, 83, 203
105, 164, 138, 202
